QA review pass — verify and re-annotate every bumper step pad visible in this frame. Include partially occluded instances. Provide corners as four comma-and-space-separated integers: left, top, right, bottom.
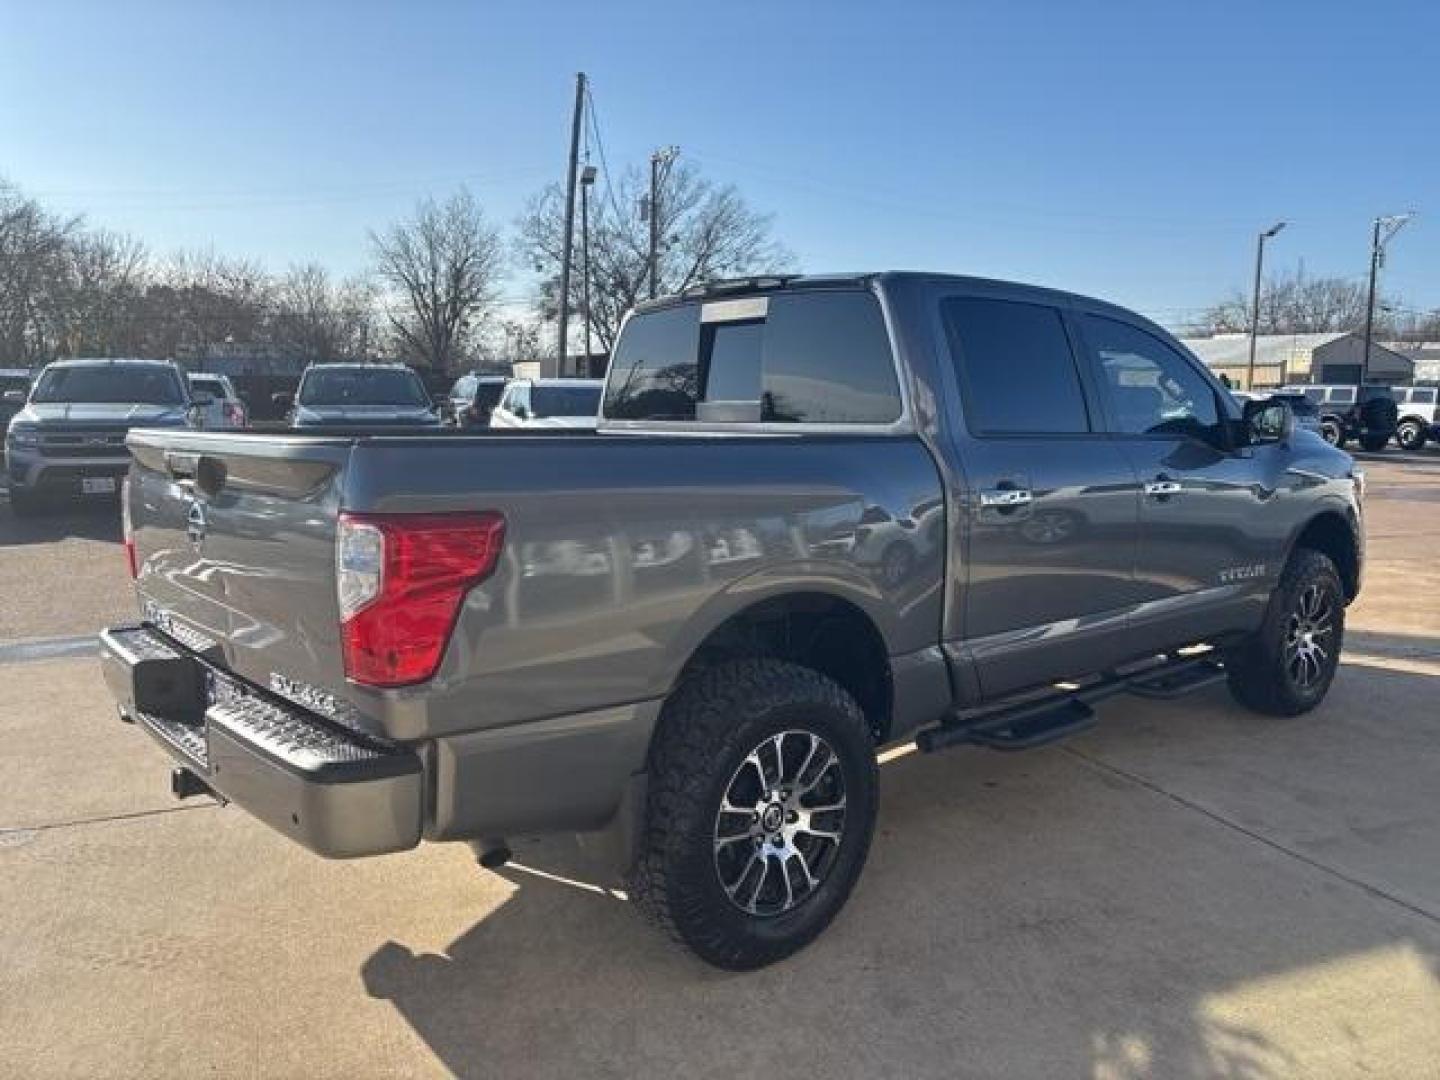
99, 624, 423, 857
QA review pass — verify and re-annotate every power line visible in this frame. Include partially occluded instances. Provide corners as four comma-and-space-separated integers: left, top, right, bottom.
583, 85, 629, 226
24, 165, 554, 211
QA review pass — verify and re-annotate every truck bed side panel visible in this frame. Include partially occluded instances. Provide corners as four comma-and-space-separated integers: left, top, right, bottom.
341, 433, 946, 740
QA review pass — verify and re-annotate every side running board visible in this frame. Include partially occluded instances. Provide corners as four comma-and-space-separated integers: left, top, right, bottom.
917, 653, 1224, 755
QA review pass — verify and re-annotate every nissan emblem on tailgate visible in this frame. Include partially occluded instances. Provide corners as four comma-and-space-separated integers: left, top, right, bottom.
186, 499, 208, 550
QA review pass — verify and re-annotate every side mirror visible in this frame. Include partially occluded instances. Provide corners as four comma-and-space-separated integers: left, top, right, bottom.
1244, 397, 1295, 445
2, 389, 25, 404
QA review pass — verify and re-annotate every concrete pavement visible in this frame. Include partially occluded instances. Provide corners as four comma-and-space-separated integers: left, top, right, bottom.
1, 456, 1438, 1078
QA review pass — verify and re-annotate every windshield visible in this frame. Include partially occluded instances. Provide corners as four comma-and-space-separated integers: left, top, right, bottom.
531, 385, 601, 418
32, 365, 183, 405
298, 367, 429, 408
189, 376, 226, 398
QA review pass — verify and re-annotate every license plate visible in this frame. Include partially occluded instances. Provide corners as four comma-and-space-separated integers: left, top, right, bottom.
81, 477, 117, 495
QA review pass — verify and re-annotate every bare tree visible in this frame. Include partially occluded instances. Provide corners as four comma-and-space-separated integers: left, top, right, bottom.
0, 180, 81, 365
369, 189, 502, 371
274, 263, 377, 362
135, 248, 275, 361
60, 230, 148, 357
1204, 271, 1396, 336
517, 160, 791, 356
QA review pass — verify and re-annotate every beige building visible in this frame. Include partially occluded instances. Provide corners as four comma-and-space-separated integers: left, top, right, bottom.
1179, 332, 1413, 390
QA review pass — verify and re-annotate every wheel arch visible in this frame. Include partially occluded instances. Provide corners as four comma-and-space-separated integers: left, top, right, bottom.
664, 578, 896, 745
1287, 509, 1360, 601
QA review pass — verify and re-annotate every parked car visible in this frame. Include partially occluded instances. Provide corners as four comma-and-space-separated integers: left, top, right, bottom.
446, 373, 509, 427
186, 373, 248, 429
1278, 383, 1399, 450
1390, 385, 1439, 451
101, 272, 1363, 970
5, 358, 196, 515
283, 363, 441, 428
489, 378, 603, 428
0, 368, 34, 431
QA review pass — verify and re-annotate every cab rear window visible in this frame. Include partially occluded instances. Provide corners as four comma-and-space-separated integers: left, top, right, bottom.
604, 290, 901, 424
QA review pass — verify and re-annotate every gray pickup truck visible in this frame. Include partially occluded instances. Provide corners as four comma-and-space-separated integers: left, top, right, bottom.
99, 273, 1364, 970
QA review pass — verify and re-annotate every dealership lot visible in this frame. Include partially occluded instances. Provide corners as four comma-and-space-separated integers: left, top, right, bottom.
2, 454, 1439, 1079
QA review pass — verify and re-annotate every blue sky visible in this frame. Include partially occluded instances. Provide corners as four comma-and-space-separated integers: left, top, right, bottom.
3, 0, 1437, 327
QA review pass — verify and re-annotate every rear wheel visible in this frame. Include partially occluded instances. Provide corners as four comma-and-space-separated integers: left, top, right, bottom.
1396, 419, 1428, 451
1225, 548, 1344, 716
628, 659, 878, 970
1320, 419, 1344, 447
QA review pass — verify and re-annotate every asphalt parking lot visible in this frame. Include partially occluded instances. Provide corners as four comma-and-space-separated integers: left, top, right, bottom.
2, 452, 1439, 1079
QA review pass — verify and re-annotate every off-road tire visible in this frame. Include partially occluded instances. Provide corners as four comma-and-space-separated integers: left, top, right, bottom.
1320, 419, 1344, 447
627, 659, 878, 970
1225, 548, 1345, 716
1358, 432, 1391, 452
1396, 419, 1428, 451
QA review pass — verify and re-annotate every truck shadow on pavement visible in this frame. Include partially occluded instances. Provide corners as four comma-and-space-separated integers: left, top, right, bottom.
361, 662, 1440, 1079
0, 497, 122, 546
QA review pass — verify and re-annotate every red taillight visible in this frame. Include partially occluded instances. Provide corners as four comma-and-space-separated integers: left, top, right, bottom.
121, 476, 138, 579
337, 511, 506, 688
223, 400, 246, 427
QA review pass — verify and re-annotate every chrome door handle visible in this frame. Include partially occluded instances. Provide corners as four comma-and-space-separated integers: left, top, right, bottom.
1144, 479, 1183, 497
978, 488, 1033, 508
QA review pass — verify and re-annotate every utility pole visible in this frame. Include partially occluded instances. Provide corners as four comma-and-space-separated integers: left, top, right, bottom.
1360, 212, 1415, 385
1246, 221, 1287, 389
554, 72, 586, 377
647, 146, 679, 299
580, 164, 596, 375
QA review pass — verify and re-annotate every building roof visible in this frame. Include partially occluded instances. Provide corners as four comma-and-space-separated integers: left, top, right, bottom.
1179, 332, 1411, 369
1178, 333, 1348, 368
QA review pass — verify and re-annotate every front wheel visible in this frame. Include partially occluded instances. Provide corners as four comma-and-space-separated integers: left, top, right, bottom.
1225, 548, 1345, 716
628, 659, 878, 970
1396, 419, 1428, 451
1358, 432, 1391, 452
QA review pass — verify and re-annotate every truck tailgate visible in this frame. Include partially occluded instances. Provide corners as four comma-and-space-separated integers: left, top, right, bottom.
126, 430, 354, 714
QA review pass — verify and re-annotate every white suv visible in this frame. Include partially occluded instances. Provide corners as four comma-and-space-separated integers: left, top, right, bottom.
1390, 386, 1439, 451
490, 378, 603, 429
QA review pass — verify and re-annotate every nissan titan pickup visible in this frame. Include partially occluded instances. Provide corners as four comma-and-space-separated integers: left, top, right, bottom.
99, 273, 1365, 969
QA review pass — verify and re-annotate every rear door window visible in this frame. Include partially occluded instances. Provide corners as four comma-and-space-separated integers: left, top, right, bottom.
941, 297, 1090, 434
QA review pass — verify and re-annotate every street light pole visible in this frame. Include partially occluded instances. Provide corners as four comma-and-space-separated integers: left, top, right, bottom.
1360, 212, 1414, 385
1247, 221, 1286, 390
